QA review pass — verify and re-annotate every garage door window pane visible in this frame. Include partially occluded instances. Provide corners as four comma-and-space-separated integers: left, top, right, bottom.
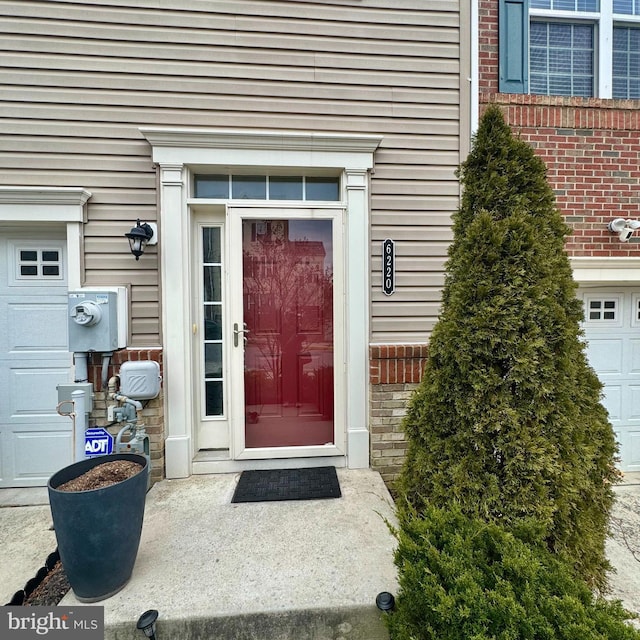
42, 265, 60, 276
589, 299, 618, 320
17, 248, 62, 280
20, 265, 38, 276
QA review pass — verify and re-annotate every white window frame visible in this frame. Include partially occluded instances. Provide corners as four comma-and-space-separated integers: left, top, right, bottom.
15, 245, 64, 282
530, 3, 640, 98
583, 293, 623, 327
631, 292, 640, 327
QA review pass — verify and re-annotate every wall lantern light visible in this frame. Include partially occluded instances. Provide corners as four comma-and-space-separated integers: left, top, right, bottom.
607, 218, 640, 243
125, 219, 158, 260
136, 609, 159, 639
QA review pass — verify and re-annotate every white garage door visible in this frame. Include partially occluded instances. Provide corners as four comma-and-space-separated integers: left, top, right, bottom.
581, 288, 640, 472
0, 228, 73, 487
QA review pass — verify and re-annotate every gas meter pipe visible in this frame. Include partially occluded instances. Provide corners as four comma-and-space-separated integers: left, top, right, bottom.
101, 353, 112, 390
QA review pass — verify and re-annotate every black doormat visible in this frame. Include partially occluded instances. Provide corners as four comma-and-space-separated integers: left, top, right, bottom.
231, 466, 341, 503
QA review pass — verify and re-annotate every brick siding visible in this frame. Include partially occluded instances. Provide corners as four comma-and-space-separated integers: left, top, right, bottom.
479, 0, 640, 258
370, 345, 428, 487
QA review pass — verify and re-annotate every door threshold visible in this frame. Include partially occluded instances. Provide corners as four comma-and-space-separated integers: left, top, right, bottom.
192, 454, 347, 475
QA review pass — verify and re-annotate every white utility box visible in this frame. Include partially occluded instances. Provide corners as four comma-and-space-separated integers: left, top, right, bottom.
119, 360, 161, 400
57, 382, 95, 413
68, 287, 128, 352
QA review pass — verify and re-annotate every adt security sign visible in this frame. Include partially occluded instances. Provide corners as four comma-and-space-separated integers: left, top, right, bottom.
85, 427, 113, 456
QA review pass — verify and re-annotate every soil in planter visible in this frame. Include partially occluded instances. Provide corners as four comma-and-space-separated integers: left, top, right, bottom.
56, 459, 143, 492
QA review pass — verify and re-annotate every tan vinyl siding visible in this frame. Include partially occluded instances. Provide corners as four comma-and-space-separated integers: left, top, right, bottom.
0, 0, 466, 346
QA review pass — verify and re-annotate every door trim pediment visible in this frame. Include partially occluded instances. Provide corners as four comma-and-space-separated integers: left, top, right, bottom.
142, 129, 381, 479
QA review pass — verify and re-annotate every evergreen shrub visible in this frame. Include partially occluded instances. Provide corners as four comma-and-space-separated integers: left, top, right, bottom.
386, 507, 640, 640
397, 106, 619, 589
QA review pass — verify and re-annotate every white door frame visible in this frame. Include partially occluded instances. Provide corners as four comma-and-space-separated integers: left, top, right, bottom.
141, 128, 382, 478
192, 210, 230, 452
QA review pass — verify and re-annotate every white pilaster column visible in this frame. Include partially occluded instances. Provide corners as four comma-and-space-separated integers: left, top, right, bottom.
158, 163, 193, 478
345, 168, 370, 468
65, 222, 83, 291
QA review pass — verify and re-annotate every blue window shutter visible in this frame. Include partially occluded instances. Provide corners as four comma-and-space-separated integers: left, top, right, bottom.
499, 0, 529, 93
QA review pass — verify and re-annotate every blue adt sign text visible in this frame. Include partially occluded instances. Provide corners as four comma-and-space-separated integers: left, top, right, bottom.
85, 427, 113, 456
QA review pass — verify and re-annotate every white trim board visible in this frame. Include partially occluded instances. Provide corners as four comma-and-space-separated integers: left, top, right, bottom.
0, 186, 91, 291
571, 257, 640, 284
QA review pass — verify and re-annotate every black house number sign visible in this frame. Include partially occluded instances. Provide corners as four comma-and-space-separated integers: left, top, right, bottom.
383, 239, 395, 295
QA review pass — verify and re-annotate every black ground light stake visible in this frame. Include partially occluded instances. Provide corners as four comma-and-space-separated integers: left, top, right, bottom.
137, 609, 159, 639
376, 591, 395, 613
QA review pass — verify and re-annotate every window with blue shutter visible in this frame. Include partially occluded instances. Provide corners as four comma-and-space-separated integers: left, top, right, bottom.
499, 1, 640, 98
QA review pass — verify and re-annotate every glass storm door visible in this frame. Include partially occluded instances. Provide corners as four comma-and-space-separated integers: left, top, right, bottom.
238, 215, 335, 450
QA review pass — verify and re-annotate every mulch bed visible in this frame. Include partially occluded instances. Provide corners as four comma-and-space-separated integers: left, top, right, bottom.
22, 561, 70, 606
12, 459, 143, 606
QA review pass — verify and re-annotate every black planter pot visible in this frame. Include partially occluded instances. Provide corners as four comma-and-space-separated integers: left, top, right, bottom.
47, 453, 149, 603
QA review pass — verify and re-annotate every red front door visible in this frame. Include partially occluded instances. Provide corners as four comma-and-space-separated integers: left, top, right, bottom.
242, 218, 334, 448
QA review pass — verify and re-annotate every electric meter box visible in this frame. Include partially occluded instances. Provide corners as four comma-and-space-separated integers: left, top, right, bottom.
68, 287, 128, 353
119, 360, 161, 400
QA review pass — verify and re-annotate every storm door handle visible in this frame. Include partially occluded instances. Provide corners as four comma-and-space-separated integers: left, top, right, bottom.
233, 322, 250, 347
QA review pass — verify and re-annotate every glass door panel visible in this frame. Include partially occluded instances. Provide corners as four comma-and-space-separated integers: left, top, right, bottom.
242, 219, 334, 448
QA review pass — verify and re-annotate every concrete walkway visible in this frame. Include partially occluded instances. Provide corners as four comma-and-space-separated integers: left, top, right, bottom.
2, 471, 639, 639
1, 469, 398, 640
605, 474, 640, 629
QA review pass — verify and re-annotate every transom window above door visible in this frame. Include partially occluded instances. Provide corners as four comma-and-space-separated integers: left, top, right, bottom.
193, 175, 340, 201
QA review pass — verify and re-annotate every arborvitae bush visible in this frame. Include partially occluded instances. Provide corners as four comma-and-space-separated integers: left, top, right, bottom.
385, 507, 640, 640
397, 106, 619, 589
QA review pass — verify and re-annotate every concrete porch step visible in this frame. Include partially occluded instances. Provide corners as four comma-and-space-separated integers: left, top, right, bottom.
107, 606, 389, 640
61, 469, 399, 640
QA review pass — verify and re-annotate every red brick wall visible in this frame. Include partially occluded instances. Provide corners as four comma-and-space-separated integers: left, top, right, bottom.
479, 0, 640, 258
369, 345, 428, 486
370, 345, 429, 385
479, 0, 499, 95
